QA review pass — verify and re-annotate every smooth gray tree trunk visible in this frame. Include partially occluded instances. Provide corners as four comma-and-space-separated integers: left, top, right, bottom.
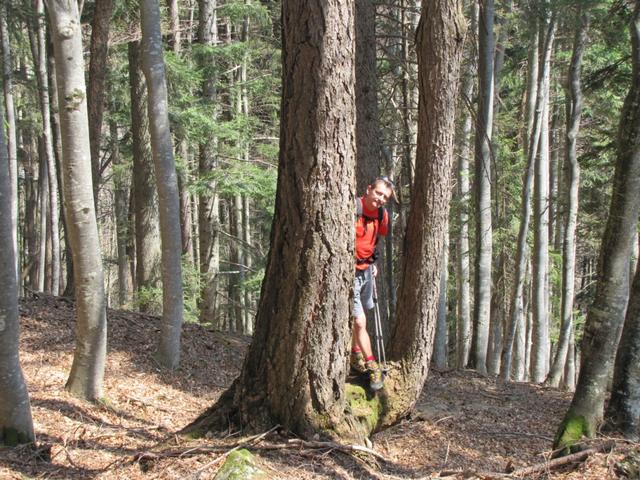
547, 10, 588, 388
1, 4, 19, 287
140, 0, 184, 370
48, 0, 107, 401
0, 101, 35, 446
471, 0, 494, 376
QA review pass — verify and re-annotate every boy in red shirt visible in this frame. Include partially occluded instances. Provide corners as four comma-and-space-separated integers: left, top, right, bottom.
352, 177, 393, 390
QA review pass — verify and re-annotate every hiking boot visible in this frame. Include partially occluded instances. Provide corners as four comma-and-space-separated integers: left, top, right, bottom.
350, 351, 367, 374
366, 360, 384, 391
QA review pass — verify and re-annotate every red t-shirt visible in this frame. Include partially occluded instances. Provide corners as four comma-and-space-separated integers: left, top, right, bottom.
355, 197, 389, 271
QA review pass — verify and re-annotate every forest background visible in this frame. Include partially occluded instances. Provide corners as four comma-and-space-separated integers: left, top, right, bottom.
1, 0, 639, 460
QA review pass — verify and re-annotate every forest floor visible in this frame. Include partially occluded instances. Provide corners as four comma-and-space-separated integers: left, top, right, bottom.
1, 295, 638, 479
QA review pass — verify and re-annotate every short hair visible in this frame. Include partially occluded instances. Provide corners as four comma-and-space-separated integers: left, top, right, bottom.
370, 176, 398, 204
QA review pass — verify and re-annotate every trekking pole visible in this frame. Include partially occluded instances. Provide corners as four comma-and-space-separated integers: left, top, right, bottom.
371, 275, 388, 373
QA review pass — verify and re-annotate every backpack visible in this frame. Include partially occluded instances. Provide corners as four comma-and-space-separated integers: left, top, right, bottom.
356, 199, 385, 265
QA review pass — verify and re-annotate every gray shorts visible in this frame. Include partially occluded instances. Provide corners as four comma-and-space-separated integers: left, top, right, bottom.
353, 267, 374, 318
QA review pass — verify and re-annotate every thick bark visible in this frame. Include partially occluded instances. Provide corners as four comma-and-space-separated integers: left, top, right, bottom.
0, 100, 35, 446
607, 242, 640, 439
471, 0, 494, 376
555, 4, 640, 450
547, 10, 588, 388
129, 41, 161, 304
48, 0, 107, 401
140, 0, 184, 370
385, 0, 466, 422
187, 0, 358, 440
1, 4, 19, 286
87, 0, 115, 205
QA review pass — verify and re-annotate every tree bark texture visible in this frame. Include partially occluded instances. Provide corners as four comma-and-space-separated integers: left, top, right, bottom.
87, 0, 115, 205
385, 0, 466, 423
187, 0, 357, 440
140, 0, 184, 370
555, 3, 640, 450
471, 0, 494, 376
48, 0, 107, 401
0, 101, 35, 446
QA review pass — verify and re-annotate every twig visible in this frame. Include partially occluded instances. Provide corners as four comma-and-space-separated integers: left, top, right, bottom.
509, 441, 616, 477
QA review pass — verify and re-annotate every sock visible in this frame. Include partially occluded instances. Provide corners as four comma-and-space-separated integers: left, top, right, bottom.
352, 346, 362, 354
366, 355, 376, 362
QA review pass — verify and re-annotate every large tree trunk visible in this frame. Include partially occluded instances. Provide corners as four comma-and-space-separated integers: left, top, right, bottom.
129, 41, 161, 304
48, 0, 107, 401
187, 0, 358, 439
471, 0, 494, 376
606, 241, 640, 439
547, 10, 588, 389
87, 0, 115, 205
384, 0, 466, 423
555, 4, 640, 450
0, 101, 35, 446
140, 0, 184, 370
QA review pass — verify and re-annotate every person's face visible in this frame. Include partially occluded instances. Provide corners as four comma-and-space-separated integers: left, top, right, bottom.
364, 181, 392, 210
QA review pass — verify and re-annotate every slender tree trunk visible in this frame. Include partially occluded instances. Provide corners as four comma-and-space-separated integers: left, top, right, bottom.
197, 0, 221, 326
87, 0, 115, 206
0, 99, 35, 446
547, 10, 588, 388
433, 234, 449, 369
455, 0, 477, 370
555, 4, 640, 450
35, 0, 60, 295
129, 41, 161, 306
140, 0, 184, 370
48, 0, 107, 401
1, 4, 19, 286
111, 119, 130, 307
471, 0, 494, 376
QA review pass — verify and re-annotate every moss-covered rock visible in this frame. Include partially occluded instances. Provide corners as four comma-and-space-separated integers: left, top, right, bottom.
214, 449, 267, 480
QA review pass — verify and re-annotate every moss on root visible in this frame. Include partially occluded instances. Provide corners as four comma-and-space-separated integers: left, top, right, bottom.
0, 427, 31, 447
214, 449, 267, 480
554, 414, 594, 453
345, 382, 382, 434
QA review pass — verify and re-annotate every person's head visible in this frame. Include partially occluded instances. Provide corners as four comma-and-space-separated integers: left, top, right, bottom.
363, 176, 395, 210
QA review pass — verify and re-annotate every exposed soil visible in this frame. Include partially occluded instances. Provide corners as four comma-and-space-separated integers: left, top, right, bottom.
1, 295, 637, 479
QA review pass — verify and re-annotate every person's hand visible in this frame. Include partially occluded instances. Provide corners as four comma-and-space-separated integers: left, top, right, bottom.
371, 264, 378, 277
